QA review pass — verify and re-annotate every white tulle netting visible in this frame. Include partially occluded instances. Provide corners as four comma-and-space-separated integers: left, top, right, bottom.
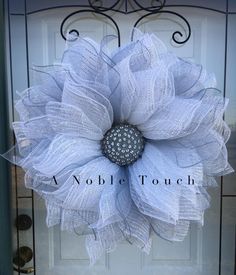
3, 31, 234, 264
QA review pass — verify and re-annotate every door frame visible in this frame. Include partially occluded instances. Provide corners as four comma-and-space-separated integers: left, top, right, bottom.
0, 1, 233, 274
0, 0, 12, 274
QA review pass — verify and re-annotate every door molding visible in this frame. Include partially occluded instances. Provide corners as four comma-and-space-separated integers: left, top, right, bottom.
0, 0, 12, 274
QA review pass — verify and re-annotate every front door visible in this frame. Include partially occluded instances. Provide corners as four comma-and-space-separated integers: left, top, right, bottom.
6, 1, 236, 274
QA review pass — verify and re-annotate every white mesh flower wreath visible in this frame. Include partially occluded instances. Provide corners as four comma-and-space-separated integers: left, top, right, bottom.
3, 30, 234, 264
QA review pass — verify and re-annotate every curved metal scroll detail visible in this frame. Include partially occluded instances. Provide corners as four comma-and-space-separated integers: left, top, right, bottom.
88, 0, 122, 12
133, 0, 166, 12
60, 0, 192, 45
60, 9, 121, 46
132, 10, 191, 44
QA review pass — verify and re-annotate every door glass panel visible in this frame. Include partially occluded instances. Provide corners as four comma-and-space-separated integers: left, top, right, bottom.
221, 198, 236, 275
6, 1, 235, 274
224, 14, 236, 196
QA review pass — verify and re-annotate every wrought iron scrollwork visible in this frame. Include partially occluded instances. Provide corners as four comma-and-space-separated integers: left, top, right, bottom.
132, 10, 191, 44
60, 0, 191, 45
133, 0, 166, 12
88, 0, 122, 11
60, 9, 121, 46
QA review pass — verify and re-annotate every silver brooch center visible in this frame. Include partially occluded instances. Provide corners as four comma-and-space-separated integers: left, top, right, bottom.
101, 123, 145, 166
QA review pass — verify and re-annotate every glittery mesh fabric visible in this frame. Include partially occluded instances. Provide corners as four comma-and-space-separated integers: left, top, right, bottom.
2, 30, 233, 264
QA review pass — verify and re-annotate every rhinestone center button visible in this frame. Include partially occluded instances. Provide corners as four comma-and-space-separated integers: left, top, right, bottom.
101, 123, 145, 166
